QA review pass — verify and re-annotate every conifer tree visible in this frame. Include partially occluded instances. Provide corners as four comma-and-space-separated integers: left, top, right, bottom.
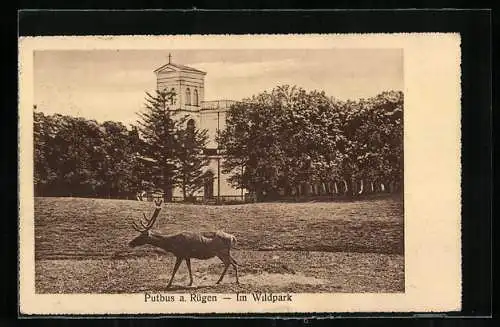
136, 89, 208, 201
136, 90, 184, 201
175, 120, 209, 200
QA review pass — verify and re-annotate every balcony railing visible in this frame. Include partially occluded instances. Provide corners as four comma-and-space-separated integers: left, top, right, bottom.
201, 100, 239, 110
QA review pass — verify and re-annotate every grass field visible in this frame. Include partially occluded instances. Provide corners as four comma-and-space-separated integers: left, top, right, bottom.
35, 196, 404, 293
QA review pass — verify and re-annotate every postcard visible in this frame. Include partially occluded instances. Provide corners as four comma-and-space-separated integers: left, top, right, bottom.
18, 33, 461, 315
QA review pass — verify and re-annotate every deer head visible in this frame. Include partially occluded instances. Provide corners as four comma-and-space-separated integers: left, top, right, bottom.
129, 199, 163, 247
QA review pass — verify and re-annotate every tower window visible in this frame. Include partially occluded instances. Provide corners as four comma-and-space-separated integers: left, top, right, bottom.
186, 88, 191, 105
193, 89, 199, 106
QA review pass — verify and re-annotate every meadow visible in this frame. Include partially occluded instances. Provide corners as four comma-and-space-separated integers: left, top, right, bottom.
35, 196, 404, 293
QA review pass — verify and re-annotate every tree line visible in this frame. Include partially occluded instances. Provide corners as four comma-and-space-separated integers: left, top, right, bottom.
218, 86, 403, 201
34, 90, 208, 199
34, 86, 403, 201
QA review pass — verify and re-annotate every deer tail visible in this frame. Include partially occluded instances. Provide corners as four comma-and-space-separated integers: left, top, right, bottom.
226, 234, 242, 266
217, 231, 239, 250
230, 235, 237, 247
223, 234, 239, 250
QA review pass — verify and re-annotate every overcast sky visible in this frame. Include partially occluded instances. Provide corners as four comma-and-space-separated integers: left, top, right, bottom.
34, 49, 403, 127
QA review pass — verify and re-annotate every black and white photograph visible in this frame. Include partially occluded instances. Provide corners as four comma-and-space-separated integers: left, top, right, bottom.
19, 34, 461, 314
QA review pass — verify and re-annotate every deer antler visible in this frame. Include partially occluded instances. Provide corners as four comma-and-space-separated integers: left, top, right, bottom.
132, 200, 163, 233
132, 220, 144, 232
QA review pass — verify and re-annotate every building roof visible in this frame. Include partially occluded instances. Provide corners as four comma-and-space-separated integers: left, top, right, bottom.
154, 62, 206, 75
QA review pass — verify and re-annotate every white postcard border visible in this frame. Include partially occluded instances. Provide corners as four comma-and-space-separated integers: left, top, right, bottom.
19, 34, 461, 314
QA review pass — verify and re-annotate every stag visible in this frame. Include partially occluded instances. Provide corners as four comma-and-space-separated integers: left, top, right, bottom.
129, 199, 239, 288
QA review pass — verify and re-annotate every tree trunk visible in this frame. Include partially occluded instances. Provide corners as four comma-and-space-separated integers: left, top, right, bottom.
255, 185, 265, 202
343, 179, 348, 195
182, 182, 187, 200
334, 181, 339, 194
380, 183, 385, 192
163, 181, 173, 202
358, 179, 364, 194
304, 183, 312, 196
396, 180, 402, 193
284, 184, 291, 197
371, 181, 374, 193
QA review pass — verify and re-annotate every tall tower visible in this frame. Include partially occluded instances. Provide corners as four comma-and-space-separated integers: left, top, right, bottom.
154, 54, 206, 112
153, 55, 244, 202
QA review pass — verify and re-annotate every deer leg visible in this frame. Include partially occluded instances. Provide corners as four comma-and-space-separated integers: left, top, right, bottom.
216, 264, 230, 284
166, 257, 182, 289
230, 256, 240, 284
216, 255, 230, 284
185, 258, 193, 286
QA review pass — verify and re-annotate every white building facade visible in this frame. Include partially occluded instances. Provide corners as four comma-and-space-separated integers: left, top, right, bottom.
154, 56, 245, 202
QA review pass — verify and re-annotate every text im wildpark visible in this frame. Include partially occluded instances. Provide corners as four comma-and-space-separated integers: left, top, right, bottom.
144, 292, 293, 303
